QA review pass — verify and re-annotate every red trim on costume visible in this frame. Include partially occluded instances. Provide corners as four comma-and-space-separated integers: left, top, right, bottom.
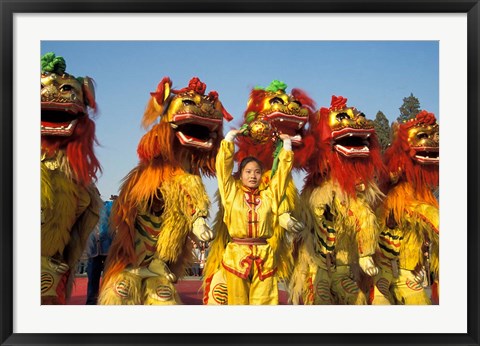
222, 262, 251, 279
368, 280, 375, 304
144, 242, 157, 253
380, 238, 401, 248
258, 267, 277, 281
203, 274, 213, 304
56, 270, 69, 305
431, 281, 439, 304
244, 189, 261, 238
142, 223, 161, 237
248, 210, 253, 238
306, 277, 314, 304
231, 238, 268, 245
222, 255, 276, 281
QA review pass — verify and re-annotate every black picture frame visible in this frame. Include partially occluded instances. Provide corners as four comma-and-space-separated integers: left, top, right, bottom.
1, 1, 479, 345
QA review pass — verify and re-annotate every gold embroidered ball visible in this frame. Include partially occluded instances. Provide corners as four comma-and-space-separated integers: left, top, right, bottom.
248, 119, 272, 144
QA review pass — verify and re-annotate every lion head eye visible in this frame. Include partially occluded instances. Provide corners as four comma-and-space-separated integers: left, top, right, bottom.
336, 112, 349, 121
269, 97, 285, 106
182, 99, 196, 106
417, 132, 429, 139
60, 84, 73, 92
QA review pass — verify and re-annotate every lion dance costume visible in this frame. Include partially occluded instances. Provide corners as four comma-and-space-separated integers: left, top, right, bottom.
203, 80, 316, 305
99, 77, 231, 305
371, 110, 439, 305
290, 95, 385, 305
41, 52, 102, 304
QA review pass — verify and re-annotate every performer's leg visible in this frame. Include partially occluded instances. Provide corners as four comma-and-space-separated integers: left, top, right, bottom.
371, 266, 394, 305
205, 269, 228, 305
143, 276, 181, 305
41, 255, 69, 305
225, 270, 249, 305
98, 271, 142, 305
331, 265, 367, 305
86, 256, 103, 304
312, 267, 335, 305
392, 269, 431, 305
249, 267, 278, 305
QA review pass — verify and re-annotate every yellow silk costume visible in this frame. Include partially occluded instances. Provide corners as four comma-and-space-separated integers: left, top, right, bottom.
203, 80, 315, 305
215, 139, 293, 304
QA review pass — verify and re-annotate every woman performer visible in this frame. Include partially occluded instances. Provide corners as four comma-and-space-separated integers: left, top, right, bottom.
215, 129, 296, 305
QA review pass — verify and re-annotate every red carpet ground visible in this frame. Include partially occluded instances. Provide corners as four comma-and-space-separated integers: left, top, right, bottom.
68, 276, 289, 305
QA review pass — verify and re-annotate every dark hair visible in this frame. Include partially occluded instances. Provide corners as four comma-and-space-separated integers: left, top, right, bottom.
234, 156, 264, 178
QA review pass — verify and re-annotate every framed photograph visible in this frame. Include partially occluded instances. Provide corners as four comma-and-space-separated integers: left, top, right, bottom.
1, 1, 478, 345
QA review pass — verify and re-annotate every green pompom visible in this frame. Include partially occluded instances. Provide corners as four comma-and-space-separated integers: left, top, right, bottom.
265, 80, 287, 93
41, 52, 66, 74
245, 112, 256, 123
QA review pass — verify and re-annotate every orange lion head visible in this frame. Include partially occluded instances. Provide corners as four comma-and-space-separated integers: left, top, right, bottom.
306, 95, 385, 196
137, 76, 232, 177
384, 110, 439, 190
40, 52, 100, 185
235, 80, 316, 168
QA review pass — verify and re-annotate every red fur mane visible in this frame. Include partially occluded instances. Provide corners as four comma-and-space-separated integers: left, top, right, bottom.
305, 107, 386, 197
383, 112, 439, 192
137, 119, 219, 178
41, 115, 101, 185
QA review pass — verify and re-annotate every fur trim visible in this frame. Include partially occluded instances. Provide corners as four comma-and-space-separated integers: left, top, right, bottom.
41, 116, 101, 186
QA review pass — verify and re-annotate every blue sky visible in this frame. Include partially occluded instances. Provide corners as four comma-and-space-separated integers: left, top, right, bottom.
40, 40, 439, 218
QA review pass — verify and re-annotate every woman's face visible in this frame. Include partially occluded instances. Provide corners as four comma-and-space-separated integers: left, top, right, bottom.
240, 161, 262, 189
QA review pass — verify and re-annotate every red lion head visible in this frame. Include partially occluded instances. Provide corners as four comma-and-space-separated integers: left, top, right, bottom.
136, 76, 232, 177
234, 80, 316, 169
306, 95, 385, 196
383, 110, 439, 191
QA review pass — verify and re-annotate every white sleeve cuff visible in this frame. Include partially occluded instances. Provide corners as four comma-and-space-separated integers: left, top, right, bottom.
282, 138, 292, 151
225, 130, 237, 142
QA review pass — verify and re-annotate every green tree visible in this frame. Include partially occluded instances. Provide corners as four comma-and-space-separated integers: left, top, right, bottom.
397, 93, 421, 123
373, 111, 391, 152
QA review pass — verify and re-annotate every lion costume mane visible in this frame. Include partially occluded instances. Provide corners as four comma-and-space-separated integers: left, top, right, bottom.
99, 76, 231, 305
41, 52, 102, 304
372, 110, 439, 305
289, 95, 385, 305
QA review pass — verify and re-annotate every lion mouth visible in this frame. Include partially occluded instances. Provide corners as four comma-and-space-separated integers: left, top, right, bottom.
41, 109, 80, 136
332, 128, 374, 157
171, 113, 221, 150
412, 147, 439, 164
263, 112, 307, 146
